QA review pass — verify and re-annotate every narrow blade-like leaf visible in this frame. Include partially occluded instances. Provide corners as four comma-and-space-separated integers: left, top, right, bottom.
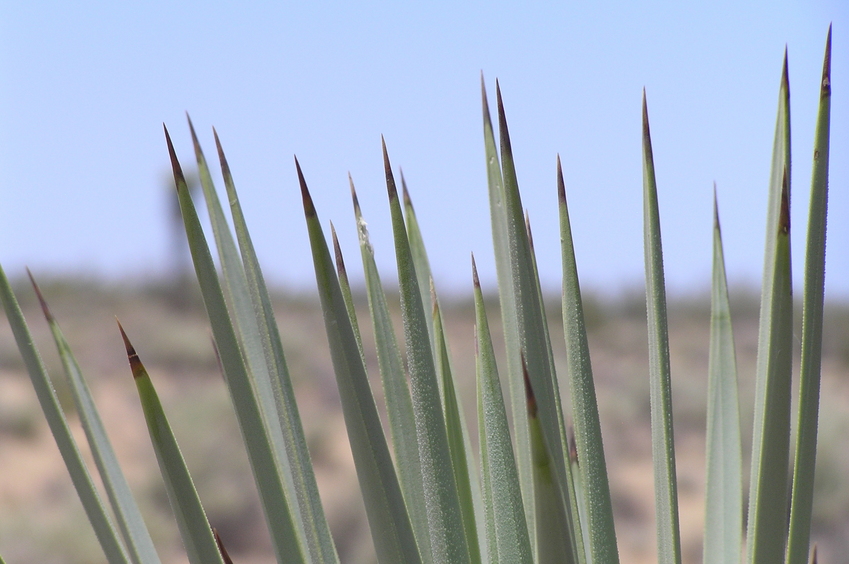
526, 361, 575, 564
495, 82, 581, 561
211, 129, 339, 564
298, 159, 423, 564
384, 140, 471, 564
526, 210, 586, 564
481, 76, 535, 535
642, 92, 683, 564
404, 178, 482, 562
0, 265, 130, 564
351, 178, 432, 562
474, 257, 533, 564
117, 324, 224, 564
746, 56, 794, 564
401, 174, 436, 352
558, 158, 619, 563
786, 27, 832, 564
165, 127, 308, 564
433, 293, 482, 564
332, 223, 365, 356
30, 274, 160, 564
703, 194, 742, 564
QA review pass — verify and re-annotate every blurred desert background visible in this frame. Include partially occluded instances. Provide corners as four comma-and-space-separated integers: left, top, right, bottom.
1, 277, 848, 563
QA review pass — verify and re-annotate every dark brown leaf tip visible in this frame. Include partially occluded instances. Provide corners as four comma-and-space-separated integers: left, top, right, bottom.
481, 72, 491, 122
821, 24, 832, 99
26, 269, 55, 323
346, 174, 362, 217
382, 136, 398, 201
713, 182, 721, 231
186, 113, 202, 154
642, 89, 652, 147
471, 254, 480, 289
557, 155, 566, 205
782, 46, 789, 86
116, 320, 144, 378
213, 128, 232, 180
331, 222, 348, 281
811, 543, 817, 564
779, 167, 790, 235
213, 528, 234, 564
495, 79, 513, 152
164, 125, 187, 193
401, 170, 413, 208
295, 156, 317, 218
522, 353, 537, 418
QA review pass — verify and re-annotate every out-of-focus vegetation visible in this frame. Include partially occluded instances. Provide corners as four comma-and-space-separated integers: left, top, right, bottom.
2, 279, 847, 563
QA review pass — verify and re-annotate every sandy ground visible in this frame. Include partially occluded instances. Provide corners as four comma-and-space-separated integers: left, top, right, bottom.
1, 280, 848, 563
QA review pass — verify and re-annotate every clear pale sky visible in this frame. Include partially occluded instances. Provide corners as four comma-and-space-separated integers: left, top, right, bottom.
1, 2, 845, 299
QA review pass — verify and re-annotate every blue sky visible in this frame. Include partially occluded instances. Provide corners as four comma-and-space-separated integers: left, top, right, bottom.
1, 2, 845, 299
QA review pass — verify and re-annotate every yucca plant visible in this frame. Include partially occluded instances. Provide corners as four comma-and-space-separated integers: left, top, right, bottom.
0, 26, 833, 564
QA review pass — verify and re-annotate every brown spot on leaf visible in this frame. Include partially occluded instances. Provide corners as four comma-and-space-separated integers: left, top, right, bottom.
779, 168, 790, 235
522, 353, 537, 418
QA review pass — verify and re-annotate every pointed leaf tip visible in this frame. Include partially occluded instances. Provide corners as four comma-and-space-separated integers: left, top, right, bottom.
642, 94, 655, 163
213, 128, 233, 180
556, 156, 566, 204
713, 183, 720, 230
348, 174, 361, 215
295, 157, 317, 218
782, 47, 790, 89
116, 320, 144, 378
821, 26, 832, 98
331, 223, 348, 280
496, 80, 509, 138
401, 170, 412, 208
481, 75, 491, 120
186, 113, 201, 152
471, 254, 480, 289
26, 269, 55, 323
382, 139, 398, 201
214, 529, 234, 564
164, 125, 186, 190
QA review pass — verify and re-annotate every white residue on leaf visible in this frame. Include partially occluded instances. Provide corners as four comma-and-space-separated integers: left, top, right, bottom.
357, 215, 373, 253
